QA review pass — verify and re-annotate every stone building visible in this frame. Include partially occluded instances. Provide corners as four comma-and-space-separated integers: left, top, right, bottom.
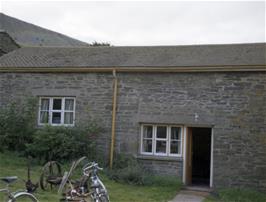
0, 43, 265, 191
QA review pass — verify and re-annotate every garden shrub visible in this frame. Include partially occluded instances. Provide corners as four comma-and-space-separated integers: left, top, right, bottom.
0, 98, 37, 152
107, 154, 140, 185
26, 123, 101, 162
107, 153, 182, 187
106, 154, 145, 185
112, 153, 139, 169
0, 97, 102, 163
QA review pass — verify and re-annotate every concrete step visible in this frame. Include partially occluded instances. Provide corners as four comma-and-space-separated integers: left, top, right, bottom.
184, 186, 212, 194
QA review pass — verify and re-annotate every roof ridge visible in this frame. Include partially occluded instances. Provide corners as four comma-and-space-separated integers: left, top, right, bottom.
12, 42, 266, 50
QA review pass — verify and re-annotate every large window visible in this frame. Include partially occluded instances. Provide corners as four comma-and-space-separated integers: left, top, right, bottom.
141, 124, 182, 157
38, 97, 75, 126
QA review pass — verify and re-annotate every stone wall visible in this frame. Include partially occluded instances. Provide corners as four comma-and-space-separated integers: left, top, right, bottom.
0, 71, 265, 191
137, 156, 183, 177
115, 72, 266, 191
0, 73, 114, 154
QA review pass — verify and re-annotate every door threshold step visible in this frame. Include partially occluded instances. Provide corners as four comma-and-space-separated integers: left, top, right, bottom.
183, 186, 212, 193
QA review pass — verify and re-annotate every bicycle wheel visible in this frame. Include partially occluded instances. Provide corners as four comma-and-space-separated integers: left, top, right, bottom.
90, 191, 109, 202
9, 192, 38, 202
99, 194, 109, 202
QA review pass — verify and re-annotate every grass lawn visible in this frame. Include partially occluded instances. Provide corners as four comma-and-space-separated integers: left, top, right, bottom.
204, 188, 266, 202
0, 152, 182, 202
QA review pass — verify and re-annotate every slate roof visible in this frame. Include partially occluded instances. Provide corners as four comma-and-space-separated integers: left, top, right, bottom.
0, 31, 20, 55
0, 13, 88, 47
0, 43, 265, 68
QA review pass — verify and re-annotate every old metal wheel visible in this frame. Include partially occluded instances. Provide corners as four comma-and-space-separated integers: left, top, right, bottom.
40, 161, 62, 190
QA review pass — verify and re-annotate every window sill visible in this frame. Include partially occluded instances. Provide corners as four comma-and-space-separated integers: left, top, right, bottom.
137, 154, 183, 162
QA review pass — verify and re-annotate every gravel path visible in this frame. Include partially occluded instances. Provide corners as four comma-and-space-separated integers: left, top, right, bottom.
169, 190, 209, 202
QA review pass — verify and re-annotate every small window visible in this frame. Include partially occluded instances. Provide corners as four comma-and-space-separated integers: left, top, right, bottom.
38, 97, 75, 126
141, 124, 183, 157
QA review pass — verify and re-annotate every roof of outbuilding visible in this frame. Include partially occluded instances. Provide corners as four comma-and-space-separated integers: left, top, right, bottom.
0, 43, 265, 68
0, 13, 88, 47
0, 31, 20, 54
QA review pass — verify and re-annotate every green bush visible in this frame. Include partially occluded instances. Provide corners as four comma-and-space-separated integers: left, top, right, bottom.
0, 98, 37, 152
112, 153, 139, 169
107, 154, 182, 187
107, 154, 145, 185
0, 97, 102, 162
26, 123, 101, 162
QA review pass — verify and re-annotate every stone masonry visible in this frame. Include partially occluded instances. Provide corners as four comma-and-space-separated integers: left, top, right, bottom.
0, 71, 265, 191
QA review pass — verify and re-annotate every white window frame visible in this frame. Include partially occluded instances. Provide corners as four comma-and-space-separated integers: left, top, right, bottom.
38, 97, 76, 126
140, 124, 183, 157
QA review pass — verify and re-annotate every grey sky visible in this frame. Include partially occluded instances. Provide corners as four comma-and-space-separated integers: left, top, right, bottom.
1, 1, 265, 46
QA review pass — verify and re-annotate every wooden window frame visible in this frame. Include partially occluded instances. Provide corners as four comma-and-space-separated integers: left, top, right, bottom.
38, 97, 76, 126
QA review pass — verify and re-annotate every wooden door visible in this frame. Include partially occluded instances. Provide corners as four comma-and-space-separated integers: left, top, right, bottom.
185, 127, 193, 185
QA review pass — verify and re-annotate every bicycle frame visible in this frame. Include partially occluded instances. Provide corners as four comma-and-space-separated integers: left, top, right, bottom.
59, 162, 109, 202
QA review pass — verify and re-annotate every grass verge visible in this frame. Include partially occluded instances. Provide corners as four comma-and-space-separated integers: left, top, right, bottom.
204, 188, 266, 202
0, 151, 182, 202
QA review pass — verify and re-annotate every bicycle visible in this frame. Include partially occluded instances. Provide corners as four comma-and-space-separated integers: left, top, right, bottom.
0, 176, 39, 202
58, 162, 109, 202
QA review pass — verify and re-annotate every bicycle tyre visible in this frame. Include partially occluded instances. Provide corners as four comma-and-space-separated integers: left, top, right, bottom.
99, 194, 109, 202
9, 192, 38, 202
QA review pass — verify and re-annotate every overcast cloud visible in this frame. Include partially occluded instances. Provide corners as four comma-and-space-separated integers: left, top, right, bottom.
1, 1, 265, 46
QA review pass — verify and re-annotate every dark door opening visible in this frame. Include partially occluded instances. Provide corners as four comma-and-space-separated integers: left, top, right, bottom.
191, 127, 211, 186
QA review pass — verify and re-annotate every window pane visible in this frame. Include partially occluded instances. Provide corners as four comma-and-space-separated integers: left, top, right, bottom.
171, 127, 181, 140
170, 141, 181, 154
156, 141, 167, 153
156, 126, 167, 139
41, 99, 49, 110
143, 140, 152, 153
143, 126, 153, 138
53, 99, 62, 110
40, 112, 49, 123
64, 112, 73, 124
52, 112, 61, 124
65, 99, 74, 110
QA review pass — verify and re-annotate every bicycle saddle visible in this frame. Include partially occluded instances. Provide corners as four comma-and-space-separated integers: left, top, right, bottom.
0, 176, 18, 184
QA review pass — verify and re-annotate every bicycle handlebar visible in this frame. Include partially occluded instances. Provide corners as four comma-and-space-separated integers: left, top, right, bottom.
83, 162, 103, 175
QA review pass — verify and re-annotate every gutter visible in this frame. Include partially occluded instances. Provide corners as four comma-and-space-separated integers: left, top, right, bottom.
0, 65, 265, 73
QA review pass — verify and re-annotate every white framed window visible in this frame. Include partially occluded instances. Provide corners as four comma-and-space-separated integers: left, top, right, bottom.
38, 97, 75, 126
141, 124, 183, 157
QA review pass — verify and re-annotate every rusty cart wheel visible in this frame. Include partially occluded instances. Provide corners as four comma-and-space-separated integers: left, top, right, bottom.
40, 161, 62, 190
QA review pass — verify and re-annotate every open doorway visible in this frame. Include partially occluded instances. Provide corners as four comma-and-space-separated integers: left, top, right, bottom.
185, 127, 212, 187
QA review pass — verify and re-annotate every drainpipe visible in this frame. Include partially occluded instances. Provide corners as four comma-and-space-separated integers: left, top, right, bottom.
109, 69, 118, 169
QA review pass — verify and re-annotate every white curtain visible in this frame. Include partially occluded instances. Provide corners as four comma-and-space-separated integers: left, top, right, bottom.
41, 99, 49, 110
65, 99, 74, 110
40, 99, 49, 123
64, 112, 73, 124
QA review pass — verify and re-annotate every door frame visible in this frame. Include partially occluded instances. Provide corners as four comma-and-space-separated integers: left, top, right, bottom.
182, 126, 213, 187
